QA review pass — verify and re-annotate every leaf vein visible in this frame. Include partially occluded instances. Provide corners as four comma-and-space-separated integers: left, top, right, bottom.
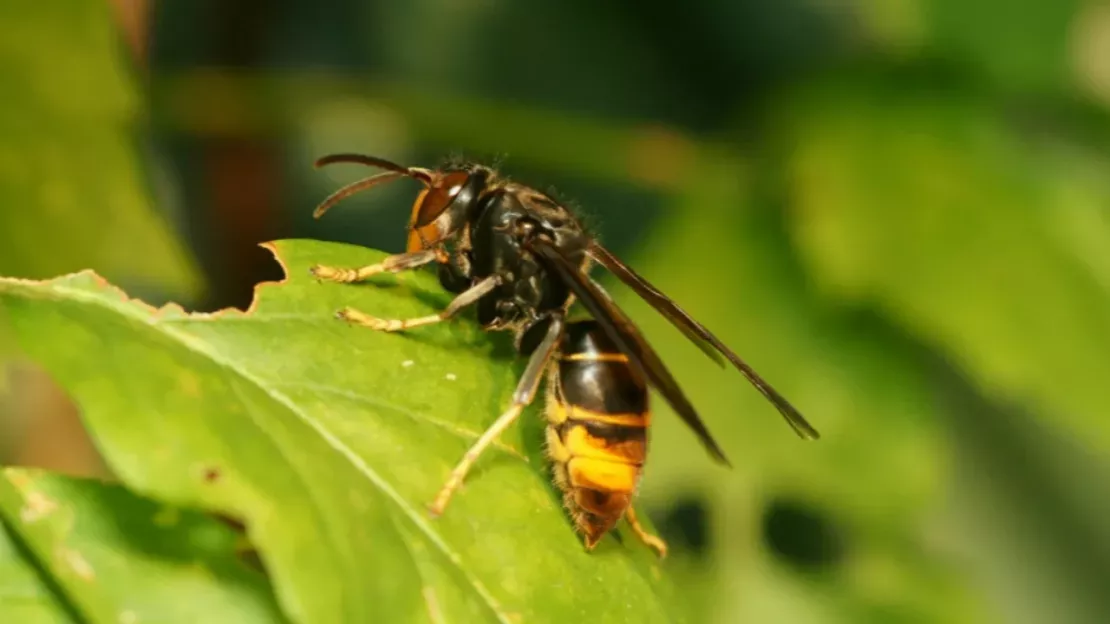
269, 381, 526, 461
39, 280, 515, 624
228, 380, 360, 623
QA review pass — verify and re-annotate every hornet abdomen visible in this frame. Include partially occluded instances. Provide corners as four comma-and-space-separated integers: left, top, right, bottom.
544, 320, 650, 549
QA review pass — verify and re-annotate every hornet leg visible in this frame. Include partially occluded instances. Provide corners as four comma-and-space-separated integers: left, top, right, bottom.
625, 506, 668, 558
429, 316, 565, 516
337, 274, 500, 332
311, 248, 439, 284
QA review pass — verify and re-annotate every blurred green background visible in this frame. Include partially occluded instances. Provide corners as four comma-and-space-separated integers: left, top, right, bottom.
4, 0, 1110, 622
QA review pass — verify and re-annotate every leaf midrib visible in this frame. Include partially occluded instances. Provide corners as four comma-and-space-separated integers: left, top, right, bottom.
14, 277, 514, 624
270, 381, 526, 461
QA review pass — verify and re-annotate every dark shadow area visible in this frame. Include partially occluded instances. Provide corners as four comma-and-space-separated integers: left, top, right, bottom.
654, 496, 712, 558
761, 497, 844, 572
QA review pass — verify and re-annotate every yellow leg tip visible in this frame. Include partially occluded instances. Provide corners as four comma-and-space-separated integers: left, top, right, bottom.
625, 507, 668, 558
310, 264, 349, 282
428, 493, 452, 517
312, 263, 384, 284
429, 478, 464, 517
643, 536, 668, 559
336, 308, 403, 331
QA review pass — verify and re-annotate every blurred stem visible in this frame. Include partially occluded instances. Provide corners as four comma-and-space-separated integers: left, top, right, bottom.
166, 7, 292, 313
107, 0, 151, 65
150, 69, 729, 192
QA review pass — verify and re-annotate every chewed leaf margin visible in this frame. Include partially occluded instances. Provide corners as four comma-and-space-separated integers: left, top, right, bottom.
0, 239, 683, 624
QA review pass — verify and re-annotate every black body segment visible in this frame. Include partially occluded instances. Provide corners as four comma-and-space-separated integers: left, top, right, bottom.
557, 320, 648, 415
468, 188, 587, 330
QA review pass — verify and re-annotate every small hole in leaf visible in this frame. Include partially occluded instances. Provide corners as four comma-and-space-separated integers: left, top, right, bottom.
761, 497, 843, 571
655, 497, 710, 557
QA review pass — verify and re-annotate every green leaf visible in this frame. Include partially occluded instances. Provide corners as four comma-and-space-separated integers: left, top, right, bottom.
851, 0, 1082, 96
0, 0, 202, 300
925, 0, 1080, 94
775, 81, 1110, 456
0, 240, 678, 624
1, 516, 70, 623
0, 467, 283, 623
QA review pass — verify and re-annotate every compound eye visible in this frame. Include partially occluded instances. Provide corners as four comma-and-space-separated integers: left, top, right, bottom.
412, 171, 469, 228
